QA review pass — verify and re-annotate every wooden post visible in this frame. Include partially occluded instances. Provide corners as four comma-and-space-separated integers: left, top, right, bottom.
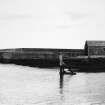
59, 53, 76, 75
59, 54, 64, 74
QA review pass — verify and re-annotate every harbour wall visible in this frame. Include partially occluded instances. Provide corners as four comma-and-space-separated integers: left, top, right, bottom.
0, 48, 105, 71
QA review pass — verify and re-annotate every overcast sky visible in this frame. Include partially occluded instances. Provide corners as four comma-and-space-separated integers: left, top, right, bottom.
0, 0, 105, 49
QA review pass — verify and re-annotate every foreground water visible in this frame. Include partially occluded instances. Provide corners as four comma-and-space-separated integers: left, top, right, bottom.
0, 64, 105, 105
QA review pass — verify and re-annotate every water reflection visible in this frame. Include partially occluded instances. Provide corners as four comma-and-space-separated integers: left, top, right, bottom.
59, 73, 64, 94
59, 73, 73, 92
59, 73, 74, 105
59, 73, 64, 105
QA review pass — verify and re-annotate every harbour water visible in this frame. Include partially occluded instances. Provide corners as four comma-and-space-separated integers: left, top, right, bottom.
0, 64, 105, 105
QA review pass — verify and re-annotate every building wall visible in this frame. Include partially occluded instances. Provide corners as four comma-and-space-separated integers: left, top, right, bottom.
88, 46, 105, 56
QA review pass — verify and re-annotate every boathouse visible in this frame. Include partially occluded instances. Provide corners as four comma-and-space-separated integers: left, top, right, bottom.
84, 41, 105, 57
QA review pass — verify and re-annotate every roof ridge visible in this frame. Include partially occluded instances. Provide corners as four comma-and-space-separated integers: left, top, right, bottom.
86, 41, 105, 46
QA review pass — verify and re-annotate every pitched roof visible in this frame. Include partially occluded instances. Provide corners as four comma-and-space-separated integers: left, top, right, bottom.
86, 41, 105, 46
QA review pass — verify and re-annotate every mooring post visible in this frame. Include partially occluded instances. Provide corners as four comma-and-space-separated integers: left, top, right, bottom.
59, 54, 64, 74
59, 53, 64, 90
59, 53, 76, 75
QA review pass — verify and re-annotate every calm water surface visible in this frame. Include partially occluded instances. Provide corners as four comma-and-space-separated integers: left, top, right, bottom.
0, 64, 105, 105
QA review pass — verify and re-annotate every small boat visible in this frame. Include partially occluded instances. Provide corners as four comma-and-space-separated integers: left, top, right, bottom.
63, 70, 76, 75
59, 68, 76, 75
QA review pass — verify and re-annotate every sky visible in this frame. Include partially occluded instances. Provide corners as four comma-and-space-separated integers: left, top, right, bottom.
0, 0, 105, 49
